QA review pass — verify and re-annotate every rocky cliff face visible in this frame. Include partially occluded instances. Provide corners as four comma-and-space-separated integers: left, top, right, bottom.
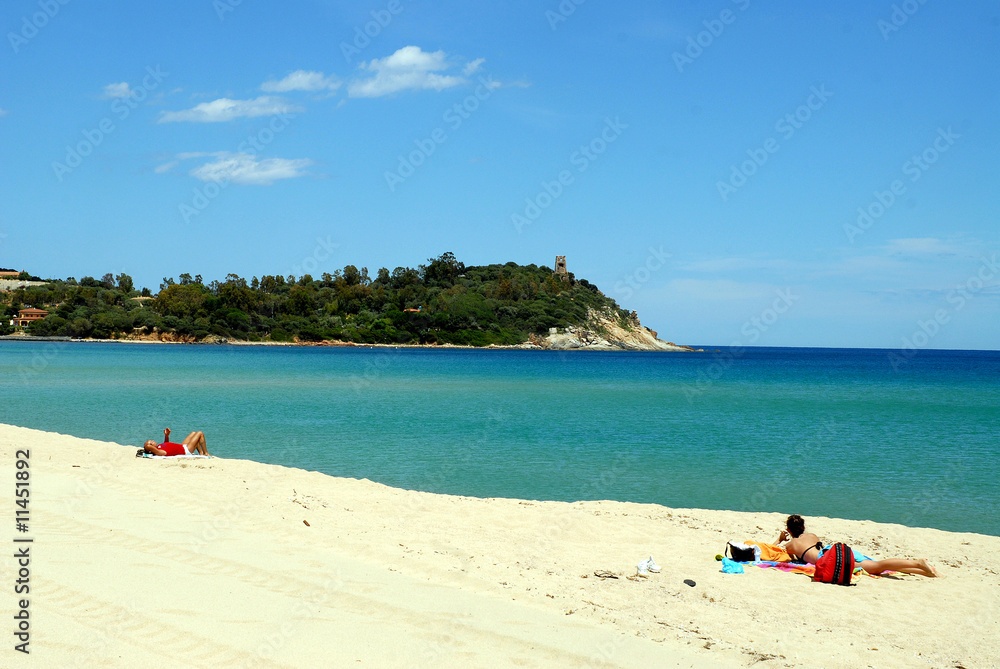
536, 308, 698, 352
121, 330, 228, 344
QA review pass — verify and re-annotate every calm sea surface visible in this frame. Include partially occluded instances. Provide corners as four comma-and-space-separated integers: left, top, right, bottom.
2, 342, 997, 536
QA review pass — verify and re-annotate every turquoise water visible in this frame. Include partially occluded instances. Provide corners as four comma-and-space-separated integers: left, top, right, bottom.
2, 341, 998, 536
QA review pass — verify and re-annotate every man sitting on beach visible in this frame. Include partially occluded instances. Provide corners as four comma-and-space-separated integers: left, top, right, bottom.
777, 514, 937, 577
143, 428, 210, 456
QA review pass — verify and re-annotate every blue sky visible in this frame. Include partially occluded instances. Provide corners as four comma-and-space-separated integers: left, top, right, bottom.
1, 0, 997, 349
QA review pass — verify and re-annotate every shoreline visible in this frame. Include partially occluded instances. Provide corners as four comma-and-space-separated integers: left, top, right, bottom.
4, 334, 996, 354
0, 334, 701, 352
1, 419, 993, 540
4, 423, 997, 667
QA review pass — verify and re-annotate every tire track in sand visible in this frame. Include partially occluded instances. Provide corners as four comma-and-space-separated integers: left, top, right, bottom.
42, 513, 628, 668
33, 578, 290, 668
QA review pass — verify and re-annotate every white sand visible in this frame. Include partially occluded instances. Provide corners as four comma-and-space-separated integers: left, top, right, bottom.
2, 423, 997, 668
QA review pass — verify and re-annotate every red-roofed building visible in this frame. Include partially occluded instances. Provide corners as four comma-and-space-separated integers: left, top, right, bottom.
12, 308, 48, 328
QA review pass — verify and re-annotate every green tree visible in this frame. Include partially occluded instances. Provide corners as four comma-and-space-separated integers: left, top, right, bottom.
2, 256, 634, 347
285, 286, 316, 316
116, 273, 134, 293
422, 251, 465, 287
342, 265, 362, 286
155, 283, 207, 318
68, 317, 93, 338
217, 275, 255, 313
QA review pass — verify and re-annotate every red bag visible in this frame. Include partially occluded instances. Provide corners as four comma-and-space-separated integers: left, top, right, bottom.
813, 543, 855, 585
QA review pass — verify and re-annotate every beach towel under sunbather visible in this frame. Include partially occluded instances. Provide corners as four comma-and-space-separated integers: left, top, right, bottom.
751, 547, 885, 579
745, 541, 793, 562
752, 560, 818, 576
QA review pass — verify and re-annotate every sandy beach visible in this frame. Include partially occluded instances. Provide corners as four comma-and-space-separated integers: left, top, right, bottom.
2, 423, 997, 668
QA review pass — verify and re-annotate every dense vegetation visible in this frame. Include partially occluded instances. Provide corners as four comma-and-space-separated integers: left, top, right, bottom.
1, 253, 629, 346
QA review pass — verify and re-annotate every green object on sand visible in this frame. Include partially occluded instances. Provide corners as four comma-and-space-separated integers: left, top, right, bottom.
715, 554, 724, 561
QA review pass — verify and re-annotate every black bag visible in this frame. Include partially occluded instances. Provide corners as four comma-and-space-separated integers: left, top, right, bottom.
725, 541, 756, 562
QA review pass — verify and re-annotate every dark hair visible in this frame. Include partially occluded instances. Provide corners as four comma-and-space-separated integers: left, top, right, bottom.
786, 514, 805, 538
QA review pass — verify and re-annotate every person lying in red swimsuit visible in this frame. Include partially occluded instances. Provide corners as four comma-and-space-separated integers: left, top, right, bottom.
143, 428, 210, 456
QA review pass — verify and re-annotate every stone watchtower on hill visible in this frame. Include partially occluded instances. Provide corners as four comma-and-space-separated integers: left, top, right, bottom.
554, 256, 568, 281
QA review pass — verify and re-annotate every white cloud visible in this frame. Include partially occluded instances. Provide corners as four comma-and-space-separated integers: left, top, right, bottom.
826, 254, 908, 277
0, 108, 7, 117
665, 278, 780, 301
189, 152, 312, 185
261, 70, 341, 93
676, 256, 803, 273
348, 46, 465, 98
884, 237, 958, 256
158, 96, 301, 123
102, 82, 133, 99
463, 58, 485, 76
673, 251, 910, 284
154, 160, 178, 174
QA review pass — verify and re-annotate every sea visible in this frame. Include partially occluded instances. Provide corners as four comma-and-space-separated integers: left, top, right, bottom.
1, 341, 997, 536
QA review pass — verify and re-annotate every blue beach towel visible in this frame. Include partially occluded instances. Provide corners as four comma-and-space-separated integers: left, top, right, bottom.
721, 557, 745, 574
